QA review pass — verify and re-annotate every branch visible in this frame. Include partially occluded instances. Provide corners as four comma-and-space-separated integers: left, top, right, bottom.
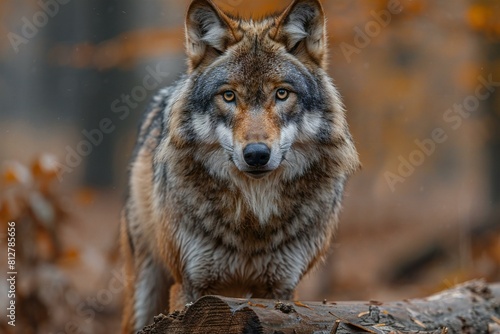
138, 280, 500, 333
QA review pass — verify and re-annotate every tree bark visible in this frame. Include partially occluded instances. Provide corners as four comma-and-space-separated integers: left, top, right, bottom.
137, 280, 500, 334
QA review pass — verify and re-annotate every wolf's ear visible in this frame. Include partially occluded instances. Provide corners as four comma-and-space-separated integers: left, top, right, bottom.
185, 0, 237, 70
274, 0, 326, 67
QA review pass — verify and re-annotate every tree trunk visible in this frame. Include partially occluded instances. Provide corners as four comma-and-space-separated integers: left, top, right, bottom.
137, 280, 500, 334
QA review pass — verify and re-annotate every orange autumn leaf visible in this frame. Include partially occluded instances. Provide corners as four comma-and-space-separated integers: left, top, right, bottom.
32, 154, 61, 181
467, 4, 490, 31
58, 248, 81, 266
3, 161, 32, 185
75, 188, 96, 206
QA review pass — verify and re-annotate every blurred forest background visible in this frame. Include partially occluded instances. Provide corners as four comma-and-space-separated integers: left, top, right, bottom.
1, 0, 500, 333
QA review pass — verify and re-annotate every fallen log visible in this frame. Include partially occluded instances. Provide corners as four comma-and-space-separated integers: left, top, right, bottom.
138, 280, 500, 334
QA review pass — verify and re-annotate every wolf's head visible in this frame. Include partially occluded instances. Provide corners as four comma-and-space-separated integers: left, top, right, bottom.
174, 0, 358, 181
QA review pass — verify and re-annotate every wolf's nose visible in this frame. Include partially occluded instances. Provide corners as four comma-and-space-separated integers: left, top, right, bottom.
243, 143, 271, 167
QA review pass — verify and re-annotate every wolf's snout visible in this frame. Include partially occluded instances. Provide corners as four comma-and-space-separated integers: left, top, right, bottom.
243, 143, 271, 167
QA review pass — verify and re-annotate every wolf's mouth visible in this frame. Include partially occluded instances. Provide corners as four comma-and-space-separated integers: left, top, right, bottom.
245, 170, 271, 179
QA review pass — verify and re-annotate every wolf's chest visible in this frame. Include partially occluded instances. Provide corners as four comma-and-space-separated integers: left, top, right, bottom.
230, 178, 283, 225
178, 229, 310, 297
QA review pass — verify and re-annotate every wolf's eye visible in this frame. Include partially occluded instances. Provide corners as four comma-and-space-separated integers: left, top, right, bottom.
276, 88, 289, 101
222, 90, 236, 103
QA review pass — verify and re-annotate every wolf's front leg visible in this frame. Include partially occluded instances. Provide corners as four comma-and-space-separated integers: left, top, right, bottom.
168, 279, 209, 312
263, 270, 301, 301
133, 257, 173, 331
168, 283, 189, 312
121, 224, 173, 333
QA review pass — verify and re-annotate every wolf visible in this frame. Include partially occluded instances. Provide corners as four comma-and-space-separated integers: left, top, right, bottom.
121, 0, 359, 332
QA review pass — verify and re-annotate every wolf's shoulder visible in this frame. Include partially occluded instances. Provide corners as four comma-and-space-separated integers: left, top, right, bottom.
131, 77, 186, 160
138, 86, 172, 136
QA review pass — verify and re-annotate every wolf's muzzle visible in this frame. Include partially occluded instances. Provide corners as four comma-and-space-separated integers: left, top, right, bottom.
241, 142, 273, 179
243, 143, 271, 167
